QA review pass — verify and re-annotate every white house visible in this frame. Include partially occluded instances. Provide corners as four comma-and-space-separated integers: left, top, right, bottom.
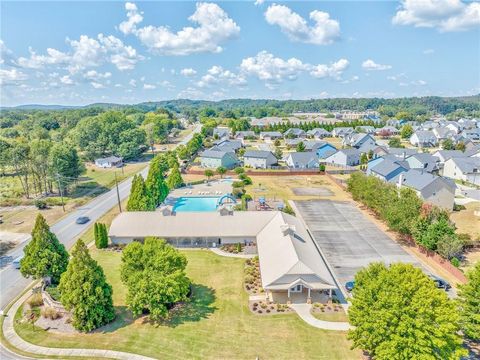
94, 156, 123, 168
243, 150, 277, 169
443, 157, 480, 185
410, 130, 438, 148
324, 149, 361, 167
285, 152, 319, 169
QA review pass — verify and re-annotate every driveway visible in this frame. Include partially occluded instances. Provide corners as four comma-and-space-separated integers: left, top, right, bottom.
294, 200, 426, 293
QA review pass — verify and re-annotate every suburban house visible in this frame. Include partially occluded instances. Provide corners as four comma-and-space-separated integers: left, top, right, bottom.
260, 131, 283, 142
390, 169, 456, 210
432, 150, 466, 165
356, 125, 376, 134
331, 127, 354, 138
410, 130, 438, 148
375, 126, 399, 137
305, 141, 337, 159
343, 133, 376, 149
213, 127, 231, 140
108, 210, 338, 303
405, 153, 439, 173
243, 150, 277, 169
285, 138, 304, 148
433, 127, 455, 142
285, 152, 319, 169
443, 157, 480, 185
235, 131, 256, 140
307, 128, 331, 139
94, 156, 123, 168
283, 128, 307, 139
200, 149, 239, 169
385, 147, 418, 159
463, 128, 480, 141
324, 149, 361, 167
368, 158, 408, 182
213, 139, 243, 152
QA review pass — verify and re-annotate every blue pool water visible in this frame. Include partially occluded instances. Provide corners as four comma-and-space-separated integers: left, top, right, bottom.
173, 197, 221, 212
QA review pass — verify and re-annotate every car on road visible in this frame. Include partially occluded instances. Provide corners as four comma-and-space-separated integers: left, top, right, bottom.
345, 281, 355, 292
75, 216, 90, 224
12, 256, 24, 269
430, 275, 451, 291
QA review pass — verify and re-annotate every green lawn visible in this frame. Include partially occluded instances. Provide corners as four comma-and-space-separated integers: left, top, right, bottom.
15, 250, 360, 360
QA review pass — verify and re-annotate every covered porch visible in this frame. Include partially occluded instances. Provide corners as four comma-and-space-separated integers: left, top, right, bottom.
266, 280, 336, 305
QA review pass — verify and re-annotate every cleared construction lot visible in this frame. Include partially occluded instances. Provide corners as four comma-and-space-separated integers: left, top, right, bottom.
294, 200, 424, 291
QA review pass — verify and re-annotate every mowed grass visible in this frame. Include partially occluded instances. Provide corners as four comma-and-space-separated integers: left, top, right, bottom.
15, 250, 360, 360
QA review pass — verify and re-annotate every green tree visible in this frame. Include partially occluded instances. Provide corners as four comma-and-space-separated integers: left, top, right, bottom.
436, 233, 464, 259
49, 143, 85, 194
120, 238, 191, 320
167, 164, 184, 189
274, 147, 283, 159
234, 167, 245, 175
21, 214, 69, 284
204, 169, 214, 182
360, 153, 368, 165
455, 142, 466, 152
442, 139, 455, 150
145, 156, 169, 207
216, 166, 227, 178
296, 141, 306, 152
94, 222, 100, 248
95, 223, 108, 249
388, 137, 403, 148
348, 262, 466, 360
400, 124, 414, 139
458, 261, 480, 340
127, 174, 154, 211
274, 138, 281, 147
58, 239, 115, 332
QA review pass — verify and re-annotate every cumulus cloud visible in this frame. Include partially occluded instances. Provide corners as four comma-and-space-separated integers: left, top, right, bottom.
143, 83, 156, 90
60, 75, 74, 85
1, 40, 18, 66
83, 70, 112, 81
196, 65, 247, 88
90, 81, 105, 89
362, 59, 392, 71
310, 59, 349, 79
120, 2, 240, 55
392, 0, 480, 32
264, 4, 340, 45
180, 68, 197, 77
0, 68, 28, 85
254, 0, 265, 5
16, 34, 143, 73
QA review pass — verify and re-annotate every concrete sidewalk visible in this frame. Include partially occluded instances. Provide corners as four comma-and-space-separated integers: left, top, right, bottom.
2, 290, 155, 359
289, 303, 351, 331
210, 247, 256, 258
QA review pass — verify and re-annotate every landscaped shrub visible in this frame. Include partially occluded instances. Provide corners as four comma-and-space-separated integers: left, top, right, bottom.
27, 293, 44, 308
41, 306, 62, 320
235, 242, 242, 253
232, 181, 245, 188
45, 285, 61, 301
450, 257, 461, 267
34, 199, 47, 209
245, 275, 254, 284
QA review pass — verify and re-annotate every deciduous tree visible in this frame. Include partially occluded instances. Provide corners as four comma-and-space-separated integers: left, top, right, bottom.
458, 261, 480, 340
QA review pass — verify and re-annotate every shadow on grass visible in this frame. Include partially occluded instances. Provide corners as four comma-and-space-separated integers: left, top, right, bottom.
144, 283, 217, 328
96, 306, 133, 333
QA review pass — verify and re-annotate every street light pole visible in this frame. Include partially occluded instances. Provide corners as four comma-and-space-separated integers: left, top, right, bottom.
115, 172, 122, 213
56, 174, 65, 212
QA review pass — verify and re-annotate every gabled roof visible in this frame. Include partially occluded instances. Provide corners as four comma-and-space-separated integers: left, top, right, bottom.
447, 157, 480, 174
390, 169, 455, 193
201, 149, 233, 159
244, 150, 275, 159
287, 152, 318, 165
370, 159, 407, 178
96, 156, 123, 163
433, 150, 466, 162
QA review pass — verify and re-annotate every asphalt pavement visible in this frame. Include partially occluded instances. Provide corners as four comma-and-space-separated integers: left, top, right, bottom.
0, 124, 201, 311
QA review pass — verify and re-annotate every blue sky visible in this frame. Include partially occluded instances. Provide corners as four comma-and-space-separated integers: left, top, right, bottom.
1, 1, 479, 106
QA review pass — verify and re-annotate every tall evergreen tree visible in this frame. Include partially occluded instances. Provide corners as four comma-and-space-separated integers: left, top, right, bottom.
145, 156, 169, 207
127, 174, 154, 211
167, 164, 184, 190
458, 261, 480, 340
59, 239, 115, 332
99, 223, 109, 249
21, 214, 69, 284
94, 222, 100, 248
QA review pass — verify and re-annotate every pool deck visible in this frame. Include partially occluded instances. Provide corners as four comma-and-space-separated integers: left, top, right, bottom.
169, 180, 233, 198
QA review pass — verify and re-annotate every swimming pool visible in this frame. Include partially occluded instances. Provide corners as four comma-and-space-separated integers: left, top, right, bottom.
173, 196, 221, 212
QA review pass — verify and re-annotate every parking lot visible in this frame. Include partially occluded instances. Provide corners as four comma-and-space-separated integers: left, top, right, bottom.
294, 200, 426, 292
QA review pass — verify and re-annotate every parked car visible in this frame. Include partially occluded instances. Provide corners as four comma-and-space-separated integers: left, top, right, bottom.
12, 255, 24, 269
430, 275, 451, 290
345, 281, 355, 292
75, 216, 90, 225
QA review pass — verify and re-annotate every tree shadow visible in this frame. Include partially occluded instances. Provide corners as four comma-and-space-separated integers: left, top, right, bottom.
144, 283, 217, 328
69, 181, 110, 199
94, 306, 134, 333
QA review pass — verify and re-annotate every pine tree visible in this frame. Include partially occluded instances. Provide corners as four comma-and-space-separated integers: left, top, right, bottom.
459, 261, 480, 340
94, 222, 100, 248
21, 214, 69, 284
127, 174, 154, 211
145, 156, 169, 207
99, 224, 109, 249
59, 239, 115, 332
167, 164, 184, 190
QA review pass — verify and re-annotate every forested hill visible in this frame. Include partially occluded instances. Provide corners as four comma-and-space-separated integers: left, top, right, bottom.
3, 95, 480, 117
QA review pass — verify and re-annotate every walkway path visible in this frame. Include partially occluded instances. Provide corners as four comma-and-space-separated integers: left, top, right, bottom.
210, 248, 256, 258
2, 290, 155, 360
289, 303, 351, 331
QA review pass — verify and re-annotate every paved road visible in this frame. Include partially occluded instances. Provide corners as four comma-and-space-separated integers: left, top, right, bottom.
294, 200, 427, 292
0, 124, 201, 311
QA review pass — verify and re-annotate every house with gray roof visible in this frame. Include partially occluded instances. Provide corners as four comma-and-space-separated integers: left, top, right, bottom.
285, 138, 304, 148
432, 150, 466, 164
368, 158, 408, 182
324, 149, 361, 166
405, 153, 439, 173
307, 128, 331, 139
213, 127, 231, 140
213, 139, 243, 152
243, 150, 277, 169
108, 210, 338, 303
356, 125, 376, 134
200, 149, 239, 169
94, 156, 123, 168
286, 152, 319, 169
234, 131, 256, 140
410, 130, 438, 148
343, 133, 376, 149
260, 131, 283, 142
331, 127, 354, 138
462, 128, 480, 141
390, 169, 456, 210
283, 128, 307, 139
386, 147, 418, 159
443, 157, 480, 185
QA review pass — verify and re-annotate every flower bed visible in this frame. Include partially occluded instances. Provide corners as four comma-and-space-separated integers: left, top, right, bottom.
221, 243, 244, 254
311, 302, 343, 314
249, 300, 293, 315
244, 256, 263, 294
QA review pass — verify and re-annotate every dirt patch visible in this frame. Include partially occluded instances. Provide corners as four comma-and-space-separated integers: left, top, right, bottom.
293, 187, 333, 196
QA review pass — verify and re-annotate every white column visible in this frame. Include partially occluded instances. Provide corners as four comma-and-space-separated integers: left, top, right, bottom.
329, 289, 332, 298
308, 287, 311, 298
288, 288, 290, 298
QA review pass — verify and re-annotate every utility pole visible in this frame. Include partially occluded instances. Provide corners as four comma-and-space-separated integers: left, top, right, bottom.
115, 172, 122, 213
56, 174, 65, 212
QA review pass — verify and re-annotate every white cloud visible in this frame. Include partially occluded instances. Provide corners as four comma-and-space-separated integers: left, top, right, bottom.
90, 81, 105, 89
121, 2, 240, 55
0, 40, 17, 66
83, 70, 112, 81
264, 4, 340, 45
197, 65, 247, 88
412, 79, 427, 86
60, 75, 74, 85
392, 0, 480, 32
0, 68, 28, 85
143, 83, 156, 90
310, 59, 349, 79
180, 68, 197, 77
254, 0, 265, 5
17, 47, 70, 69
98, 34, 144, 71
362, 59, 392, 71
129, 79, 137, 87
176, 86, 205, 99
423, 48, 435, 54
